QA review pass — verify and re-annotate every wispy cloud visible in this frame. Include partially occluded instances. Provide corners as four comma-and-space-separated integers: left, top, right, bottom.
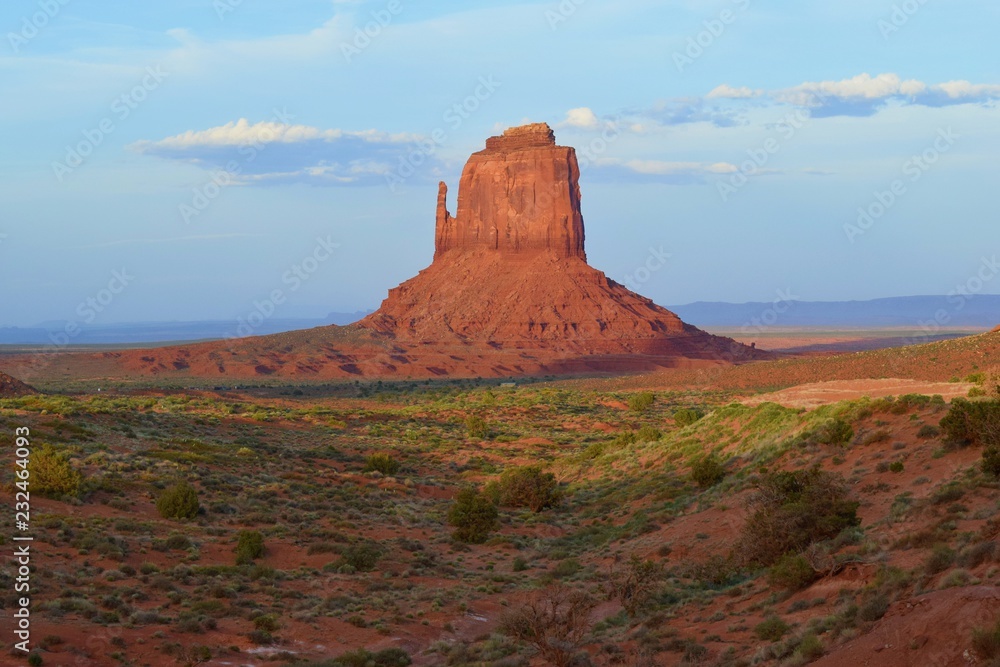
131, 119, 445, 186
587, 157, 739, 184
737, 73, 1000, 117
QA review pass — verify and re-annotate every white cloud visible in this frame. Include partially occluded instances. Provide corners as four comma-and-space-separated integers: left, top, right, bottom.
775, 73, 926, 107
132, 119, 417, 151
562, 107, 601, 129
706, 84, 763, 99
935, 80, 1000, 99
131, 120, 442, 187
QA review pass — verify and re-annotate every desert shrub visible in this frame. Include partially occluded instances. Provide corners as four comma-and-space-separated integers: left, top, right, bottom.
613, 431, 638, 448
767, 553, 816, 591
691, 454, 726, 488
499, 585, 597, 667
984, 447, 1000, 478
465, 415, 490, 439
27, 653, 43, 667
917, 425, 940, 439
860, 429, 892, 446
972, 618, 1000, 663
815, 418, 854, 446
857, 594, 890, 622
363, 453, 400, 475
636, 424, 662, 442
924, 545, 955, 575
330, 648, 412, 667
553, 559, 581, 578
754, 616, 790, 641
609, 555, 663, 615
889, 461, 904, 473
940, 398, 1000, 449
156, 482, 200, 520
958, 541, 998, 568
796, 633, 824, 660
235, 530, 265, 565
736, 467, 860, 566
254, 614, 280, 633
485, 466, 560, 512
674, 408, 704, 427
448, 488, 499, 543
29, 444, 82, 497
338, 541, 383, 572
628, 392, 655, 413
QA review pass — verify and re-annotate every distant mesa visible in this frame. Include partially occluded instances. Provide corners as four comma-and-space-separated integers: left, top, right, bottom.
61, 122, 768, 380
0, 371, 35, 397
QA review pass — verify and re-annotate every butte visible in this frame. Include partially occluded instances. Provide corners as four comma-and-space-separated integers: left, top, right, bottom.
65, 123, 768, 380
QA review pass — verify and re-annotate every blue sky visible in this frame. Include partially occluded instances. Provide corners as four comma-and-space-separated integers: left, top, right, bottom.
2, 0, 998, 327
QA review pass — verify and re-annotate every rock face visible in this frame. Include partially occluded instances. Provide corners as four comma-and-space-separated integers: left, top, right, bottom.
434, 123, 585, 260
0, 371, 34, 396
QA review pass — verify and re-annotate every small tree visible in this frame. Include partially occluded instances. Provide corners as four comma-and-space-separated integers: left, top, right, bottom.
236, 530, 265, 564
486, 466, 561, 512
735, 467, 859, 567
608, 555, 663, 616
30, 444, 82, 497
448, 488, 499, 543
156, 481, 200, 520
674, 408, 704, 427
941, 398, 1000, 449
767, 553, 817, 591
628, 392, 655, 413
466, 415, 490, 440
691, 454, 726, 488
363, 453, 400, 475
499, 585, 597, 667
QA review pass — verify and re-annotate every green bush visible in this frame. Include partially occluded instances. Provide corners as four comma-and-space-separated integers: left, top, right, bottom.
448, 488, 499, 544
465, 415, 490, 440
29, 444, 82, 497
736, 467, 860, 566
972, 619, 1000, 662
889, 461, 904, 473
857, 594, 890, 622
628, 392, 655, 413
636, 425, 662, 442
363, 453, 400, 475
796, 633, 824, 660
236, 530, 265, 565
331, 648, 412, 667
754, 616, 790, 641
156, 482, 200, 520
815, 418, 854, 446
917, 424, 940, 439
691, 455, 726, 488
940, 398, 1000, 448
767, 553, 816, 591
674, 408, 705, 427
485, 466, 560, 512
984, 447, 1000, 478
338, 541, 383, 572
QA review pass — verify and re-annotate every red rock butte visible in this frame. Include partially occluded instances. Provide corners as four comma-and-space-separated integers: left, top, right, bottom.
434, 123, 585, 260
30, 123, 769, 381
